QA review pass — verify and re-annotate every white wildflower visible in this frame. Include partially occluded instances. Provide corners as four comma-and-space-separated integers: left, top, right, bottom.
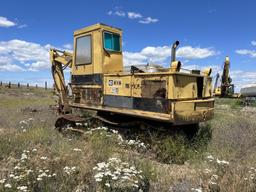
9, 174, 15, 178
94, 172, 104, 179
97, 162, 107, 169
14, 166, 21, 170
121, 175, 130, 180
37, 172, 48, 179
19, 120, 28, 125
64, 166, 71, 174
95, 178, 102, 182
216, 159, 229, 165
73, 148, 82, 152
14, 175, 20, 180
4, 183, 12, 188
105, 183, 110, 187
32, 148, 37, 152
37, 177, 42, 181
71, 166, 77, 171
191, 187, 202, 192
127, 140, 135, 145
40, 156, 47, 160
17, 186, 27, 191
0, 179, 5, 184
206, 155, 214, 161
111, 130, 118, 134
21, 153, 28, 160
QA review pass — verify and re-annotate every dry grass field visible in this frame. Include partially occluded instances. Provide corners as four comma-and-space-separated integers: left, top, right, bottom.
0, 86, 256, 192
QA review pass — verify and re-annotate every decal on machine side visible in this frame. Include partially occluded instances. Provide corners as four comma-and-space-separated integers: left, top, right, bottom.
108, 79, 122, 87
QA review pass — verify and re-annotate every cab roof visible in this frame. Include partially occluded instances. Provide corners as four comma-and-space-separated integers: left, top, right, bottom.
74, 23, 122, 36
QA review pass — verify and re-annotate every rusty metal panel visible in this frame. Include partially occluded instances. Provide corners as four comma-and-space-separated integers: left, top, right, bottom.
74, 88, 102, 105
133, 97, 170, 113
141, 80, 166, 98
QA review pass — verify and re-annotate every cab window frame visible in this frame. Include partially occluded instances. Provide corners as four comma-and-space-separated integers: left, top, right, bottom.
103, 31, 121, 52
75, 34, 92, 66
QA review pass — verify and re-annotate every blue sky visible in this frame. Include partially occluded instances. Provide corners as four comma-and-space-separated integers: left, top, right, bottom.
0, 0, 256, 91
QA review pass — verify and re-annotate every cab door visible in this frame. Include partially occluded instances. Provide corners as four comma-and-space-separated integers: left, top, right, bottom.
72, 33, 93, 84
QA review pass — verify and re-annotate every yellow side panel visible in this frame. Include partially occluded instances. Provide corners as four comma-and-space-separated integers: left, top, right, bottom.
103, 52, 123, 73
93, 30, 103, 74
104, 75, 132, 96
168, 76, 175, 99
172, 74, 197, 99
203, 77, 212, 97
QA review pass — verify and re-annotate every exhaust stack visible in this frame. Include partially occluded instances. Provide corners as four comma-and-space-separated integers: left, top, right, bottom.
171, 41, 180, 62
170, 41, 181, 72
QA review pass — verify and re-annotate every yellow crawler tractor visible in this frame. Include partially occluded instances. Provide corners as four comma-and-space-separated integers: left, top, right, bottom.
50, 23, 214, 130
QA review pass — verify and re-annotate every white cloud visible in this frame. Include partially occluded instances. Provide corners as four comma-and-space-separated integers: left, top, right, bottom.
251, 41, 256, 46
0, 39, 76, 72
0, 64, 24, 72
0, 56, 24, 72
123, 44, 218, 66
139, 17, 159, 24
236, 49, 256, 58
107, 10, 158, 24
17, 24, 28, 29
63, 43, 73, 50
123, 51, 147, 66
127, 12, 142, 19
0, 39, 51, 71
107, 10, 125, 17
230, 70, 256, 91
177, 46, 217, 59
0, 16, 16, 27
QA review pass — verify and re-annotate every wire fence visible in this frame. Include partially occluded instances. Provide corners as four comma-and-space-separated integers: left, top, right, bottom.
0, 81, 48, 90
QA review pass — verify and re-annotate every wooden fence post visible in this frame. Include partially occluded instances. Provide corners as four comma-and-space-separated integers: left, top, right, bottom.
0, 81, 2, 86
18, 82, 20, 88
27, 83, 29, 89
45, 81, 47, 90
36, 84, 38, 88
8, 81, 11, 88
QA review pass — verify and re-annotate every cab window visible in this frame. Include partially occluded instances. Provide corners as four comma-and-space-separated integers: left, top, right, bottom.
103, 32, 120, 52
75, 35, 91, 65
